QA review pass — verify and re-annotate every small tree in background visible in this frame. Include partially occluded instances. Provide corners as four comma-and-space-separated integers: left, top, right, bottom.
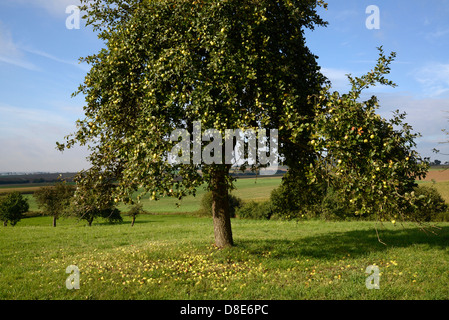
34, 182, 75, 227
127, 203, 145, 226
0, 192, 29, 226
71, 194, 121, 226
71, 176, 120, 226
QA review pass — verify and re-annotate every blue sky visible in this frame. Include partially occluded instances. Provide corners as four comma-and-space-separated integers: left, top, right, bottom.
1, 1, 449, 172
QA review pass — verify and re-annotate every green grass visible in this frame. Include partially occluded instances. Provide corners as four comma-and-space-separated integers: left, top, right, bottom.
1, 214, 449, 300
2, 176, 449, 300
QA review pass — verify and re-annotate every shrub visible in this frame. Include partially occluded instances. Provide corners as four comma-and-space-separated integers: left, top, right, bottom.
236, 201, 273, 220
319, 187, 352, 220
100, 207, 123, 224
196, 191, 243, 218
269, 170, 327, 220
406, 186, 448, 222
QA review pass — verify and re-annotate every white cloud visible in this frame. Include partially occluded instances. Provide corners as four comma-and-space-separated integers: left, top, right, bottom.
332, 9, 359, 22
0, 25, 40, 71
0, 55, 39, 71
0, 104, 72, 128
5, 0, 81, 17
0, 103, 89, 172
373, 93, 449, 160
0, 135, 89, 173
412, 63, 449, 98
318, 8, 361, 33
0, 21, 89, 72
22, 47, 90, 72
320, 67, 352, 91
425, 28, 449, 40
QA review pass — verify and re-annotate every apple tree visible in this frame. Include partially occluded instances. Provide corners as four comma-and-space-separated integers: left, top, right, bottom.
302, 47, 430, 230
58, 0, 328, 247
70, 174, 122, 226
34, 182, 75, 227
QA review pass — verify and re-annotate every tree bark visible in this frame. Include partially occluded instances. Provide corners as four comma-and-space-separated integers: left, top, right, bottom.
53, 216, 57, 227
210, 166, 233, 248
131, 216, 135, 227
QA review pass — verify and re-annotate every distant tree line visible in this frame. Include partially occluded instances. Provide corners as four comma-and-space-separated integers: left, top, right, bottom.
0, 173, 76, 185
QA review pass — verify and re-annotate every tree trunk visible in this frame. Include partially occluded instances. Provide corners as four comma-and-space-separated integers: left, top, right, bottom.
210, 166, 233, 248
53, 216, 57, 227
131, 216, 135, 227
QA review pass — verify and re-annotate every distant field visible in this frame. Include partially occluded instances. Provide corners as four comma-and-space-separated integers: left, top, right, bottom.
14, 176, 282, 213
0, 186, 49, 195
417, 168, 449, 203
422, 167, 449, 182
118, 176, 282, 214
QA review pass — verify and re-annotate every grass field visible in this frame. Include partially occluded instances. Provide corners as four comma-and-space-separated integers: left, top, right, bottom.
1, 174, 449, 300
122, 175, 282, 214
0, 215, 448, 300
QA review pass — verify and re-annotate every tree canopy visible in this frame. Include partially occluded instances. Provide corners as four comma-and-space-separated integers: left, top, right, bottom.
58, 0, 329, 247
305, 48, 429, 229
59, 0, 430, 247
34, 182, 75, 227
0, 192, 29, 227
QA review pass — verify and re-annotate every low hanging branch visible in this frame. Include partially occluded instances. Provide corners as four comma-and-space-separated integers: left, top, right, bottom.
303, 47, 433, 238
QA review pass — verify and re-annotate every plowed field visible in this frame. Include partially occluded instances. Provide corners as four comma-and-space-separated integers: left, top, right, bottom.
422, 168, 449, 182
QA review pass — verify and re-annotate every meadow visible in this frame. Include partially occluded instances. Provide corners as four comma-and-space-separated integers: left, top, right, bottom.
16, 175, 283, 214
1, 173, 449, 300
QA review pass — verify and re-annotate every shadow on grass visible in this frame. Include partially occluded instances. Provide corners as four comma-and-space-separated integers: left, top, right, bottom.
237, 225, 449, 261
